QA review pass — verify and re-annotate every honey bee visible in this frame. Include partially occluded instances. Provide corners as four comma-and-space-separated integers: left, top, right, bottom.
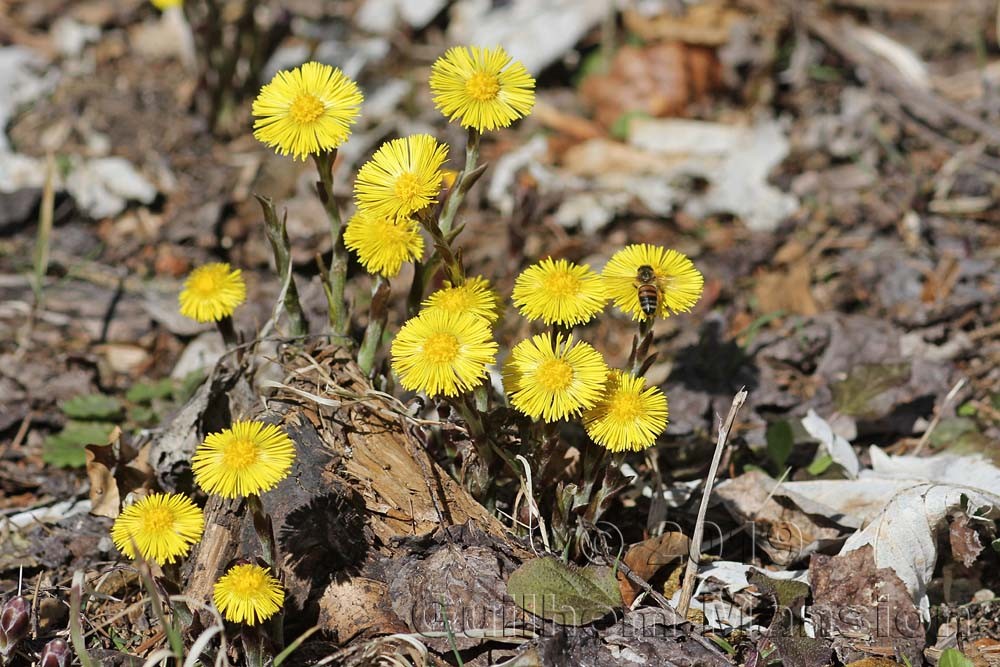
635, 265, 659, 318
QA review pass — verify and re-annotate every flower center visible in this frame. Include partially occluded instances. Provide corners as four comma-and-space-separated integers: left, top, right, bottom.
394, 172, 423, 207
229, 569, 266, 596
191, 272, 222, 296
435, 289, 471, 313
537, 359, 573, 391
423, 332, 460, 364
608, 391, 643, 422
543, 270, 580, 297
222, 438, 259, 470
289, 93, 325, 124
465, 72, 500, 102
142, 506, 175, 534
380, 220, 412, 246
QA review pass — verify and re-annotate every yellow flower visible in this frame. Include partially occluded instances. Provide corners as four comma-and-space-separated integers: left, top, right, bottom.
151, 0, 182, 9
504, 334, 608, 422
252, 62, 363, 161
354, 135, 449, 219
344, 210, 424, 277
422, 276, 502, 324
391, 309, 497, 397
178, 263, 246, 323
583, 371, 668, 452
214, 563, 284, 626
512, 258, 606, 326
192, 421, 296, 498
429, 46, 535, 132
111, 493, 204, 565
602, 244, 704, 321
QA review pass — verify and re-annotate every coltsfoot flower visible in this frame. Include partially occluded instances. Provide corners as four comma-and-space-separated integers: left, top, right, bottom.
391, 309, 497, 397
178, 263, 246, 323
111, 493, 204, 565
344, 210, 424, 277
252, 61, 363, 160
583, 371, 668, 452
602, 244, 704, 320
422, 276, 503, 324
429, 46, 535, 131
504, 334, 608, 422
192, 421, 296, 498
512, 257, 606, 326
214, 563, 284, 625
354, 135, 449, 219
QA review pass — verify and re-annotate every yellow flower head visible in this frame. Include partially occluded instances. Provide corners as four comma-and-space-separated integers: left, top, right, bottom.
422, 276, 503, 324
391, 309, 498, 397
504, 334, 608, 422
429, 46, 535, 132
214, 563, 284, 626
602, 244, 704, 321
512, 258, 606, 326
179, 263, 246, 323
252, 62, 363, 161
354, 134, 448, 219
192, 421, 296, 498
111, 493, 204, 565
344, 210, 424, 277
151, 0, 182, 9
583, 371, 668, 452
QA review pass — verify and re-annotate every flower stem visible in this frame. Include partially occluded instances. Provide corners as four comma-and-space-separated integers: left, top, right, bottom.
247, 493, 276, 569
313, 151, 349, 336
358, 276, 389, 375
255, 195, 308, 337
438, 128, 480, 237
216, 315, 239, 348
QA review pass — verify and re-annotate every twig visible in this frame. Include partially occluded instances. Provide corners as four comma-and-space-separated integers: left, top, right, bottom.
677, 388, 747, 618
913, 377, 968, 455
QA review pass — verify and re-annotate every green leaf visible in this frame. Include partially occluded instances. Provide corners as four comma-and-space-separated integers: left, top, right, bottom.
127, 404, 158, 426
831, 362, 910, 418
807, 453, 833, 476
60, 393, 124, 420
766, 421, 794, 470
175, 369, 207, 404
126, 378, 174, 404
44, 421, 116, 467
939, 648, 974, 667
507, 556, 623, 626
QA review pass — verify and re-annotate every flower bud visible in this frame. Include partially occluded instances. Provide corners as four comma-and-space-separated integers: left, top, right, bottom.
39, 638, 71, 667
0, 596, 30, 655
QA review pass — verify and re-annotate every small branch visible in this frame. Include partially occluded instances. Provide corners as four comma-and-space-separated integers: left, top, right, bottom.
677, 388, 747, 618
913, 377, 967, 455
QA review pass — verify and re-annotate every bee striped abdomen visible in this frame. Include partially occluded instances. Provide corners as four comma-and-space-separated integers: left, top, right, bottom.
637, 285, 659, 317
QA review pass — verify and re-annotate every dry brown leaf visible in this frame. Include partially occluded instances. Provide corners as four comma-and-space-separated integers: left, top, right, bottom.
85, 426, 122, 519
579, 43, 720, 128
754, 259, 820, 316
616, 532, 690, 606
810, 545, 924, 665
949, 513, 984, 568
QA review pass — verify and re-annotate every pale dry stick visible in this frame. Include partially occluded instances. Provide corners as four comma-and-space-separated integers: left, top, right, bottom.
913, 377, 968, 455
677, 387, 748, 619
514, 454, 551, 553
